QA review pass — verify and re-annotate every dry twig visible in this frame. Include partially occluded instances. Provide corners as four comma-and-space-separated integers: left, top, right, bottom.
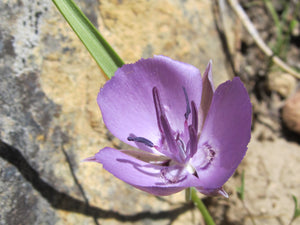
227, 0, 300, 79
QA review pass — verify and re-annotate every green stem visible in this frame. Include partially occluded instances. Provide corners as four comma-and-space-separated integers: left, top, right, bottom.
185, 187, 191, 201
190, 188, 216, 225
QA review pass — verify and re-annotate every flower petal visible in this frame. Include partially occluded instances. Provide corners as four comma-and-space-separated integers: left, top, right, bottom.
199, 60, 214, 131
91, 147, 202, 196
98, 56, 202, 153
191, 77, 251, 189
196, 187, 228, 198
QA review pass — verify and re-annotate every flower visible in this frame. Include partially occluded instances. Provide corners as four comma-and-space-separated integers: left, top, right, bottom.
86, 56, 252, 197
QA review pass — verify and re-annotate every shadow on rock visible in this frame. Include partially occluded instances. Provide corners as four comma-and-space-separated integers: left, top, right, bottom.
0, 140, 193, 223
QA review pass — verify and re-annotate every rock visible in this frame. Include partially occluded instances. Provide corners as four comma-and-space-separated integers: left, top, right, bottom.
239, 132, 300, 225
282, 90, 300, 134
97, 0, 230, 86
268, 72, 297, 97
205, 127, 300, 225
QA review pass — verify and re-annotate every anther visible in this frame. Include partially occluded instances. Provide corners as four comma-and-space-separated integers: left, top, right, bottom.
183, 87, 191, 120
153, 87, 165, 133
188, 125, 197, 157
127, 136, 154, 148
191, 101, 198, 133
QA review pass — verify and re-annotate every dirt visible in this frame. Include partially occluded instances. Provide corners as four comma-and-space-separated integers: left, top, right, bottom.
206, 1, 300, 225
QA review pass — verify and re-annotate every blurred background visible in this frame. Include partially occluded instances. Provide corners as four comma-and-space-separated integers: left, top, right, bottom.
0, 0, 299, 224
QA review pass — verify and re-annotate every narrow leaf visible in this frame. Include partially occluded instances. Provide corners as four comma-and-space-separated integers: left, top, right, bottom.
52, 0, 124, 78
237, 170, 245, 201
292, 195, 300, 221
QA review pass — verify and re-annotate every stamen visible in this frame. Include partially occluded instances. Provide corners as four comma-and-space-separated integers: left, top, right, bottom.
160, 115, 178, 153
160, 115, 184, 162
183, 87, 191, 120
191, 101, 198, 133
176, 139, 186, 158
188, 125, 197, 157
176, 134, 185, 151
152, 87, 165, 133
127, 136, 154, 148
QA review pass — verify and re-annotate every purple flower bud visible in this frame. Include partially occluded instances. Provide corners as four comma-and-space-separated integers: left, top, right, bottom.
87, 56, 252, 197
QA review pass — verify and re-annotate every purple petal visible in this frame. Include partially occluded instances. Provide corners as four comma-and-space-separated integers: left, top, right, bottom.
92, 147, 202, 196
196, 187, 228, 198
199, 60, 214, 131
191, 77, 251, 189
98, 56, 202, 153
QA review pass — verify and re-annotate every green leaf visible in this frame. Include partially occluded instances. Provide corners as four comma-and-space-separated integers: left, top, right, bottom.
52, 0, 124, 78
292, 195, 300, 223
237, 170, 245, 201
290, 20, 298, 32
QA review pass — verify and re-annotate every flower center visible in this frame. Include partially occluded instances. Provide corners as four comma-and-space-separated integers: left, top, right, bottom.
127, 86, 215, 184
128, 86, 199, 162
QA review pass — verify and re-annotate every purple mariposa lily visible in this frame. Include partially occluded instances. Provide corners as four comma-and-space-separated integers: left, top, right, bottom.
86, 55, 252, 197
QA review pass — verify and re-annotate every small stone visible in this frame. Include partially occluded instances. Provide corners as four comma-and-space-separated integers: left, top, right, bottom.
282, 90, 300, 134
268, 72, 296, 97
